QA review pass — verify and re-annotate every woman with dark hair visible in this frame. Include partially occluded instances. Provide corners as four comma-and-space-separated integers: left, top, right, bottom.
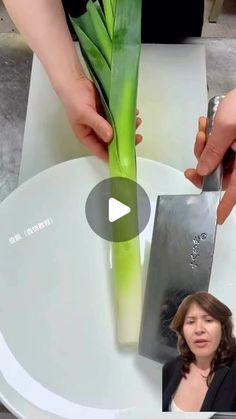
162, 291, 236, 412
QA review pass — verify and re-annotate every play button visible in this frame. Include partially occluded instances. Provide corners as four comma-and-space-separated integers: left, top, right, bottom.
108, 198, 131, 223
85, 177, 151, 242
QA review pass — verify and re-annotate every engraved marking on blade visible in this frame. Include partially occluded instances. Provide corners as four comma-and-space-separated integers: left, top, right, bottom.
190, 233, 208, 269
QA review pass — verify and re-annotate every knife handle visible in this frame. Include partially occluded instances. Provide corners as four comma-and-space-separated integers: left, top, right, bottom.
202, 95, 225, 192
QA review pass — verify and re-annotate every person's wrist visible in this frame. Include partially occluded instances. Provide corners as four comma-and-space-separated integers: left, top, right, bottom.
53, 68, 87, 101
47, 46, 86, 100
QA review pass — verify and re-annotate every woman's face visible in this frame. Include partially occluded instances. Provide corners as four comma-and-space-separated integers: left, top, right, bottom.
182, 302, 222, 360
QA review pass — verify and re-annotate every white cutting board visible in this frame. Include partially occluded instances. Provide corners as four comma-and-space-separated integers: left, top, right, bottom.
0, 157, 219, 419
18, 43, 207, 185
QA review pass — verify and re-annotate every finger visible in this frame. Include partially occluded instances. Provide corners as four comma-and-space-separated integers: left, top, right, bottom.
136, 117, 142, 129
217, 162, 236, 224
135, 134, 143, 145
217, 187, 236, 224
196, 132, 227, 176
194, 131, 207, 160
184, 168, 203, 189
83, 107, 113, 143
196, 106, 236, 176
198, 116, 207, 133
80, 133, 108, 161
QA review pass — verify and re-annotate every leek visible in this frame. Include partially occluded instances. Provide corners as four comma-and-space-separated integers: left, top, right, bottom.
71, 0, 142, 344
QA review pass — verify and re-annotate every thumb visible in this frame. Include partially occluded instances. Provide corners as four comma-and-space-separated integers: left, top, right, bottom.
84, 108, 113, 143
197, 93, 236, 176
196, 127, 227, 176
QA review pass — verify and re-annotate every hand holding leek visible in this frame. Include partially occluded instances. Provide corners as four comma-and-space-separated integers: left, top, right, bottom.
59, 76, 142, 161
3, 0, 142, 160
60, 76, 113, 160
71, 0, 143, 343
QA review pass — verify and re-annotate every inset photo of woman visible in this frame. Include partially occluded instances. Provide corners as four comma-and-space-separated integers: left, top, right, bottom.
162, 291, 236, 412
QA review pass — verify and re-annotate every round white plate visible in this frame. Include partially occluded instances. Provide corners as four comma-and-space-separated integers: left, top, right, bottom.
0, 156, 234, 419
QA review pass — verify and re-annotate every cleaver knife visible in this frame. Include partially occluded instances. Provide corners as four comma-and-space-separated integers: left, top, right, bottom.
139, 96, 224, 363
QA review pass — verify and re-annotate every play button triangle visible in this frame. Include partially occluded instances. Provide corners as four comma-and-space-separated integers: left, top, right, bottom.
85, 177, 151, 242
108, 197, 131, 223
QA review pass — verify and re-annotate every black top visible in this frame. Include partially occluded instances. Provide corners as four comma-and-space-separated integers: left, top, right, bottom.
62, 0, 204, 43
163, 356, 236, 412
